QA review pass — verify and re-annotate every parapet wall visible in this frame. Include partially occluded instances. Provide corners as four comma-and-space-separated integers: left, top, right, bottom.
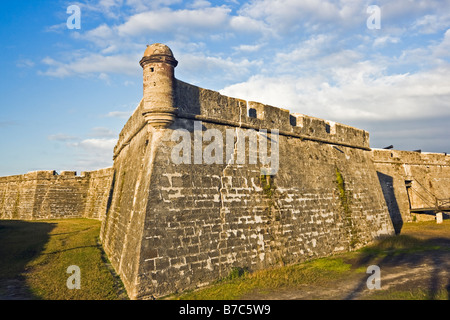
111, 80, 370, 161
0, 168, 113, 221
372, 149, 450, 229
114, 99, 146, 160
176, 80, 370, 150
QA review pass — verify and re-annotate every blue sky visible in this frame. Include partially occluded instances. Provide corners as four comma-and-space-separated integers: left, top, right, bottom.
1, 0, 449, 176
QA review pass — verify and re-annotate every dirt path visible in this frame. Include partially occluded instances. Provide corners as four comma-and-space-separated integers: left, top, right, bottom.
243, 245, 450, 300
241, 221, 450, 300
249, 259, 448, 300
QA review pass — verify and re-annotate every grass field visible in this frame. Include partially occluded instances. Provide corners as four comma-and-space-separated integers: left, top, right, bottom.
0, 218, 128, 300
0, 218, 449, 300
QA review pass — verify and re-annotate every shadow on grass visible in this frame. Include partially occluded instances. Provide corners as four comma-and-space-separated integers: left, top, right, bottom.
0, 220, 56, 300
345, 235, 450, 300
43, 245, 98, 255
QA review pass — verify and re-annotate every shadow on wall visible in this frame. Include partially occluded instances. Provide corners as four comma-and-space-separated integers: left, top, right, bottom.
105, 170, 116, 216
377, 172, 403, 234
0, 220, 56, 300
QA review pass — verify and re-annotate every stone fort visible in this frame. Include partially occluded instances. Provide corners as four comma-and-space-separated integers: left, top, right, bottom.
1, 44, 449, 300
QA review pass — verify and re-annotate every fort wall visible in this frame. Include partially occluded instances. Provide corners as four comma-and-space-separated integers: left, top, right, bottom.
100, 122, 156, 298
101, 73, 395, 299
0, 168, 113, 221
84, 168, 115, 221
372, 149, 450, 229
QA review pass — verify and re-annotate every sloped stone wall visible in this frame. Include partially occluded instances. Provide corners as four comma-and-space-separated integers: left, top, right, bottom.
101, 79, 395, 299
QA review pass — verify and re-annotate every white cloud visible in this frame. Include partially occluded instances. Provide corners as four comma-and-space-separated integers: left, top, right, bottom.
78, 4, 272, 50
413, 15, 442, 34
40, 53, 140, 78
25, 0, 450, 164
238, 0, 365, 34
187, 0, 211, 9
48, 134, 78, 142
88, 127, 117, 138
98, 0, 123, 18
177, 52, 263, 85
76, 0, 182, 19
75, 138, 117, 151
221, 63, 450, 123
36, 0, 450, 123
275, 34, 335, 63
229, 15, 272, 35
233, 43, 264, 52
69, 138, 116, 170
48, 130, 117, 171
83, 24, 116, 46
105, 110, 133, 119
116, 6, 232, 37
16, 59, 35, 68
124, 0, 182, 11
393, 28, 450, 69
432, 29, 450, 58
373, 36, 400, 47
44, 23, 67, 33
73, 139, 117, 171
379, 0, 448, 21
65, 139, 117, 171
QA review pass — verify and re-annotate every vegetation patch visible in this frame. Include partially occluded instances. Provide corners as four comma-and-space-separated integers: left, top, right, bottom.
170, 257, 352, 300
362, 287, 448, 300
0, 219, 128, 300
260, 174, 280, 221
335, 167, 359, 249
260, 174, 276, 199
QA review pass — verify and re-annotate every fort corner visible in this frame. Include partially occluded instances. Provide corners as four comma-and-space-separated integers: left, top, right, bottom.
1, 43, 449, 300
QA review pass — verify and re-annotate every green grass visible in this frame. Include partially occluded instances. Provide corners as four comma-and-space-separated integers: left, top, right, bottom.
1, 219, 449, 300
170, 257, 352, 300
0, 219, 128, 300
362, 287, 449, 300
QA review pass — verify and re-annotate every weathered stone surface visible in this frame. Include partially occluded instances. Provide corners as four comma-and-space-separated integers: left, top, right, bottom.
123, 119, 394, 299
0, 168, 113, 220
99, 45, 396, 299
372, 149, 450, 227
